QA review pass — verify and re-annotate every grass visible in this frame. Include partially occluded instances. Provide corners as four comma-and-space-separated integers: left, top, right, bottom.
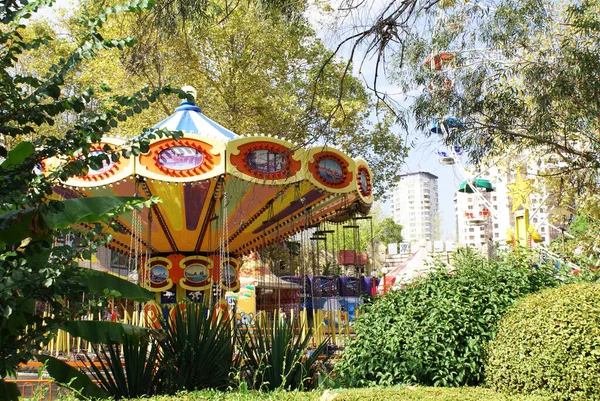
54, 386, 550, 401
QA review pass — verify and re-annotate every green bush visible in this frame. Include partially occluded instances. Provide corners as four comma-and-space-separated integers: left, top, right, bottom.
334, 249, 560, 387
114, 386, 552, 401
159, 303, 237, 392
485, 282, 600, 400
238, 318, 329, 391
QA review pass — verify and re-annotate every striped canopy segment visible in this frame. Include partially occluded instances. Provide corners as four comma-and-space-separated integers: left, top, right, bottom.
153, 101, 238, 142
51, 100, 373, 259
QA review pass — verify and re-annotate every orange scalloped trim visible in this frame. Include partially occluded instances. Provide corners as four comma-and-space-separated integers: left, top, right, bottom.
79, 145, 122, 182
308, 152, 352, 188
230, 141, 301, 180
357, 166, 372, 197
139, 138, 220, 177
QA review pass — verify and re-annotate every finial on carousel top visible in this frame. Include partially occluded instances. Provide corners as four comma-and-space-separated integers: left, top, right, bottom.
174, 85, 201, 113
182, 85, 197, 101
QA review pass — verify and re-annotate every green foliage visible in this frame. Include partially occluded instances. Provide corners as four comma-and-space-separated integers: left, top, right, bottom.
79, 268, 153, 302
41, 330, 162, 400
548, 215, 600, 280
159, 303, 237, 392
85, 334, 163, 399
334, 248, 561, 388
47, 303, 236, 398
61, 320, 148, 344
486, 283, 600, 400
316, 386, 551, 401
238, 318, 329, 391
379, 0, 600, 215
0, 0, 185, 392
39, 355, 110, 400
565, 216, 589, 238
72, 0, 407, 197
0, 196, 151, 247
375, 217, 403, 248
0, 379, 20, 401
109, 386, 553, 401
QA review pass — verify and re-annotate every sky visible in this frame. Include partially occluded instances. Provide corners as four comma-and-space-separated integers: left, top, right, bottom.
36, 0, 464, 240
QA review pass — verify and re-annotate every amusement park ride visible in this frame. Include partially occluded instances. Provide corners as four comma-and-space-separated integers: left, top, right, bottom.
432, 116, 546, 250
48, 87, 375, 322
423, 3, 548, 250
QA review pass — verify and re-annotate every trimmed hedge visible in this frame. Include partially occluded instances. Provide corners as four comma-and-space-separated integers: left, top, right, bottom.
334, 249, 560, 387
321, 387, 551, 401
485, 283, 600, 400
116, 386, 551, 401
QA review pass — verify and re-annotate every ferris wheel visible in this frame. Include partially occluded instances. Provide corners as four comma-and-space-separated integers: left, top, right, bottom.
421, 1, 521, 229
430, 117, 498, 228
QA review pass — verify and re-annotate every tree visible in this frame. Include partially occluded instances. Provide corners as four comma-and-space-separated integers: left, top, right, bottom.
325, 0, 600, 213
47, 0, 408, 197
375, 217, 403, 249
0, 1, 186, 397
404, 1, 599, 170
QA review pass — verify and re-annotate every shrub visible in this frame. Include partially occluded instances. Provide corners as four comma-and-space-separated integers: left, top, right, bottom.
334, 248, 560, 387
125, 386, 552, 401
485, 282, 600, 400
159, 302, 237, 392
238, 317, 329, 391
85, 333, 163, 399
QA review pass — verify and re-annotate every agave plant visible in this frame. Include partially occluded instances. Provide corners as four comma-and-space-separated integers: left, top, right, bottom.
39, 321, 158, 400
239, 316, 329, 391
85, 332, 163, 399
158, 302, 237, 392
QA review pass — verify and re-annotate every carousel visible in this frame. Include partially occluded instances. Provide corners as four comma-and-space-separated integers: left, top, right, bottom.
49, 88, 374, 320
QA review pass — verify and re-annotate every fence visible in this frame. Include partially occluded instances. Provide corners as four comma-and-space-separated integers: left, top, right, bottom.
39, 305, 359, 356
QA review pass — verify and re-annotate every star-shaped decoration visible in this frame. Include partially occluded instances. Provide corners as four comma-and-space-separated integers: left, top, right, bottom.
507, 169, 534, 213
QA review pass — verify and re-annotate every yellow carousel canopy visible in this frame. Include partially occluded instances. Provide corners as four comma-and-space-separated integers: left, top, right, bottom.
50, 95, 373, 257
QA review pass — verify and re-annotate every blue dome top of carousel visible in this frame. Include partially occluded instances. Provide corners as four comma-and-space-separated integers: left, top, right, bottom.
152, 86, 239, 142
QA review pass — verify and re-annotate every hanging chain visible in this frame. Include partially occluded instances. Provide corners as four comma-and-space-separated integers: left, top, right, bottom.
223, 189, 231, 291
141, 204, 152, 289
128, 180, 141, 282
218, 188, 229, 306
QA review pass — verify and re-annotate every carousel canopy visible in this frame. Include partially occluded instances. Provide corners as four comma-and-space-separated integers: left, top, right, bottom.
154, 101, 238, 142
49, 91, 373, 257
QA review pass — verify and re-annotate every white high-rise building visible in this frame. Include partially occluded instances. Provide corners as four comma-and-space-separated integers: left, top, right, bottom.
391, 172, 441, 242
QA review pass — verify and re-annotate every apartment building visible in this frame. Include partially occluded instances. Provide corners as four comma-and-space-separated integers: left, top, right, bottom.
391, 172, 441, 242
